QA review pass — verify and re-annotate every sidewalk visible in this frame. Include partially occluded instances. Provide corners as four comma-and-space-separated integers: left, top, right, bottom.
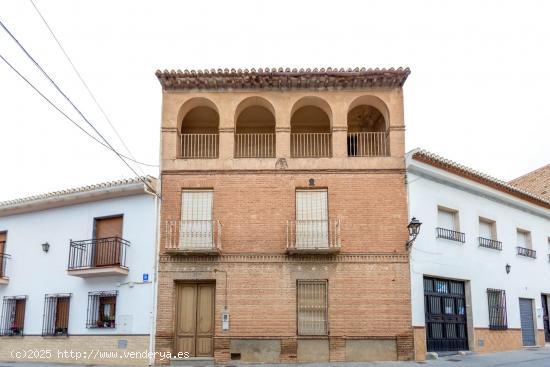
3, 347, 550, 367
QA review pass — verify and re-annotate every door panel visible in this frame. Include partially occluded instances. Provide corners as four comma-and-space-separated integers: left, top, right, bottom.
295, 190, 329, 248
94, 216, 123, 266
519, 298, 536, 346
196, 284, 214, 356
174, 283, 214, 357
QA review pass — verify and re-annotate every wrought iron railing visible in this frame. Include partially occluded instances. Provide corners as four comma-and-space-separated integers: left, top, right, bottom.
234, 133, 275, 158
436, 227, 466, 243
347, 132, 389, 157
165, 220, 222, 251
0, 253, 10, 278
68, 237, 129, 270
478, 237, 502, 251
179, 133, 219, 159
290, 133, 332, 158
517, 246, 536, 259
286, 219, 341, 250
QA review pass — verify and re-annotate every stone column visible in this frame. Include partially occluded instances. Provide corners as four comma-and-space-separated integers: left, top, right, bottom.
276, 127, 291, 158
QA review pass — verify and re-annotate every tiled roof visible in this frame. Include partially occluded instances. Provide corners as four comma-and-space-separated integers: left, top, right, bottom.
0, 176, 155, 208
509, 164, 550, 201
410, 149, 550, 209
155, 67, 410, 91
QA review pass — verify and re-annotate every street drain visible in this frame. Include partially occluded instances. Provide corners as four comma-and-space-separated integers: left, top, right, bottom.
447, 358, 462, 362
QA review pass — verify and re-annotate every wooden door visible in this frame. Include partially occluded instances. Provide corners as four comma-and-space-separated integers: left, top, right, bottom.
94, 216, 123, 266
175, 283, 215, 357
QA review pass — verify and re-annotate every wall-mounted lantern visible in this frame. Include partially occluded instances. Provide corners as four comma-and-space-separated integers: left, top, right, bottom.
406, 217, 422, 249
41, 242, 50, 253
505, 263, 511, 274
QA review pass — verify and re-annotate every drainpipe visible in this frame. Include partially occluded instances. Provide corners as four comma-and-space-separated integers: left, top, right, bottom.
144, 180, 161, 366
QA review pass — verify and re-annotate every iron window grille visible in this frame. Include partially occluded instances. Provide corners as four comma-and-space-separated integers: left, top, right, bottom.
86, 291, 118, 329
42, 294, 71, 336
436, 227, 466, 243
478, 237, 502, 251
297, 280, 328, 336
0, 296, 26, 336
487, 289, 507, 330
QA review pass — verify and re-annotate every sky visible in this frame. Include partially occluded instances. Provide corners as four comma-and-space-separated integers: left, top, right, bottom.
0, 0, 549, 201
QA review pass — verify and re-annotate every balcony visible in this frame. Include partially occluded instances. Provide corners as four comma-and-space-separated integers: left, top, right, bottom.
234, 133, 276, 158
290, 133, 332, 158
347, 132, 389, 157
478, 237, 502, 251
165, 220, 222, 255
436, 227, 466, 243
179, 133, 219, 159
0, 253, 10, 284
286, 219, 341, 254
67, 237, 129, 277
517, 246, 536, 259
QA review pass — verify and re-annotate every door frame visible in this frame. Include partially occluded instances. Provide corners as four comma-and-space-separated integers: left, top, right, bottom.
173, 281, 216, 357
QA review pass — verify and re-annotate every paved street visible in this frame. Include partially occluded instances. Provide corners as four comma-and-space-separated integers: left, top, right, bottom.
3, 347, 550, 367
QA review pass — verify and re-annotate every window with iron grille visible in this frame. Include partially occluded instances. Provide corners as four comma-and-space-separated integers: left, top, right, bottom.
297, 280, 328, 335
0, 296, 26, 336
42, 294, 71, 336
87, 291, 118, 328
487, 289, 507, 330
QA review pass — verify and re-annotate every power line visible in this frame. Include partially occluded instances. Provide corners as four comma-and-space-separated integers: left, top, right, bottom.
0, 52, 157, 168
0, 17, 160, 198
28, 0, 148, 173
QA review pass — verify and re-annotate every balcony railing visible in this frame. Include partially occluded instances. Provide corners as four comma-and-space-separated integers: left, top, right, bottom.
291, 133, 332, 158
68, 237, 129, 274
179, 133, 219, 159
0, 253, 10, 283
165, 220, 222, 254
347, 132, 389, 157
234, 133, 275, 158
286, 219, 341, 254
478, 237, 502, 251
517, 246, 536, 259
436, 227, 466, 243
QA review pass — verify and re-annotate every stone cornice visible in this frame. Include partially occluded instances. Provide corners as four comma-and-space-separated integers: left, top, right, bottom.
155, 67, 411, 91
159, 252, 408, 264
161, 168, 406, 175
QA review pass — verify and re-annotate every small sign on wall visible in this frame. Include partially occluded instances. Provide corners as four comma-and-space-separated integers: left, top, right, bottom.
143, 273, 149, 282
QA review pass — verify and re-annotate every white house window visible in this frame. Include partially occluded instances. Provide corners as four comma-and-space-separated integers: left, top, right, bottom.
437, 207, 458, 231
295, 189, 329, 248
517, 229, 532, 249
180, 190, 214, 248
479, 218, 496, 240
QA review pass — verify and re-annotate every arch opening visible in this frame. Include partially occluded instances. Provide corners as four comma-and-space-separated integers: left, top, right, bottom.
346, 104, 389, 157
235, 102, 276, 158
290, 99, 332, 158
179, 104, 219, 159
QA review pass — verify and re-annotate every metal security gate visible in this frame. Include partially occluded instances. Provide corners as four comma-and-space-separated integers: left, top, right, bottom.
424, 277, 468, 352
519, 298, 536, 346
541, 295, 550, 342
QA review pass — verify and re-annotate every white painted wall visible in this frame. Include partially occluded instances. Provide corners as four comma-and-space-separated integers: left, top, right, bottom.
407, 158, 550, 333
0, 192, 157, 335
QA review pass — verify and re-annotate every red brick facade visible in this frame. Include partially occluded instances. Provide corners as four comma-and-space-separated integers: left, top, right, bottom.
155, 171, 414, 363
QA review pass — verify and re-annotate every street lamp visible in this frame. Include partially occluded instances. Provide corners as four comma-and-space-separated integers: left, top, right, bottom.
505, 263, 511, 274
406, 217, 422, 249
41, 242, 50, 253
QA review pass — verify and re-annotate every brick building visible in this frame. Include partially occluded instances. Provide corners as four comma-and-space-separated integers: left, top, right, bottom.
154, 67, 414, 364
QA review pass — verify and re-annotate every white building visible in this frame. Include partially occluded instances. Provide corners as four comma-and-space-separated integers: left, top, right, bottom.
407, 149, 550, 359
0, 177, 159, 366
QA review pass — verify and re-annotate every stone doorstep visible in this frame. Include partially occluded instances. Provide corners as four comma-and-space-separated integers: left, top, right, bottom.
170, 357, 215, 367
